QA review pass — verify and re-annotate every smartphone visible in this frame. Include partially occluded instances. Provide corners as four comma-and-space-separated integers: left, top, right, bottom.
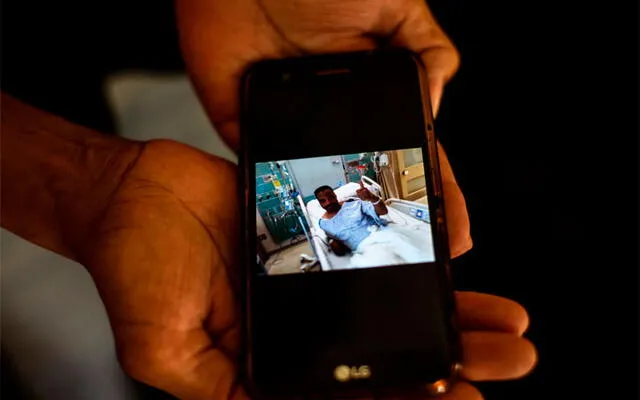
239, 49, 462, 398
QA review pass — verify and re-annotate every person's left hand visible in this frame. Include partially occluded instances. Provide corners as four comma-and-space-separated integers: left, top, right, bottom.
356, 180, 379, 202
75, 139, 535, 400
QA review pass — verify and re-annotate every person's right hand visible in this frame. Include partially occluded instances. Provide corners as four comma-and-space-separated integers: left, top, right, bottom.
76, 139, 536, 400
177, 0, 472, 259
329, 238, 352, 256
356, 180, 379, 203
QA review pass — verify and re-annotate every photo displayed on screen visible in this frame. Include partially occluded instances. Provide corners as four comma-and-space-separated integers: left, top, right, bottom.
255, 148, 436, 275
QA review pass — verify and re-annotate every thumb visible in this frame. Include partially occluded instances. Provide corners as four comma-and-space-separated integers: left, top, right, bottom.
359, 180, 365, 188
120, 329, 248, 400
385, 0, 460, 118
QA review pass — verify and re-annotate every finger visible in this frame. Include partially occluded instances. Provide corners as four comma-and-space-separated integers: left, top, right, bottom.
214, 322, 242, 362
459, 331, 538, 381
455, 291, 530, 336
381, 1, 468, 257
437, 142, 473, 258
176, 0, 275, 150
440, 381, 484, 400
177, 0, 377, 150
387, 0, 460, 117
119, 328, 248, 400
427, 77, 445, 119
360, 180, 365, 188
384, 381, 483, 400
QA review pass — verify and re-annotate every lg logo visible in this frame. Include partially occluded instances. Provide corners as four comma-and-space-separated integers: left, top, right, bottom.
334, 365, 371, 382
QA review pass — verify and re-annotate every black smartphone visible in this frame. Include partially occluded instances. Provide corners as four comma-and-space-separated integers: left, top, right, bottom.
239, 49, 461, 399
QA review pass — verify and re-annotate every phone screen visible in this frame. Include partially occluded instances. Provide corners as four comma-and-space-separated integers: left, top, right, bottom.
241, 51, 458, 395
255, 147, 435, 274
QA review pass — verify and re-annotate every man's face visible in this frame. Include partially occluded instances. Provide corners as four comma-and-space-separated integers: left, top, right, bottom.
316, 189, 340, 213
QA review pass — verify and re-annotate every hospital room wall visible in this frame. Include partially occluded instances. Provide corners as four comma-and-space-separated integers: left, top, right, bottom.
342, 153, 376, 184
287, 153, 377, 204
283, 150, 427, 205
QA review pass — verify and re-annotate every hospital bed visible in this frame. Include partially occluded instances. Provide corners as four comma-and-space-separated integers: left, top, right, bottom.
297, 176, 432, 271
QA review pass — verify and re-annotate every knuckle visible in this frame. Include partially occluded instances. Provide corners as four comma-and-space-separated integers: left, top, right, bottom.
118, 339, 184, 385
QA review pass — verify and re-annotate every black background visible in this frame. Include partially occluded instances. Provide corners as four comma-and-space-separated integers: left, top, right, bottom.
2, 0, 637, 399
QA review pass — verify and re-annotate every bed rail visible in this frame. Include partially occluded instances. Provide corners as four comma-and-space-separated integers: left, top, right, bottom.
296, 194, 323, 267
296, 194, 312, 224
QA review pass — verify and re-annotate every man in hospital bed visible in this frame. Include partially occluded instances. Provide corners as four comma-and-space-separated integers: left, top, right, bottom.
314, 183, 435, 269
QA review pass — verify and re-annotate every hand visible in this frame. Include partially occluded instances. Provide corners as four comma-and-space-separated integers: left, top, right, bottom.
356, 181, 379, 202
329, 238, 352, 256
96, 1, 531, 398
176, 0, 472, 258
82, 139, 535, 400
83, 140, 244, 400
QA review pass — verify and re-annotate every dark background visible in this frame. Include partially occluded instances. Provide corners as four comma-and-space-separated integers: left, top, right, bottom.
2, 0, 637, 399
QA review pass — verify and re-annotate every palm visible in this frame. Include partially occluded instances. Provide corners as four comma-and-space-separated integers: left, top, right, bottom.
85, 140, 242, 400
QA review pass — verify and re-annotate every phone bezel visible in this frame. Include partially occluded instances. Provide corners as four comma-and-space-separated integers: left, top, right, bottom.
238, 48, 463, 399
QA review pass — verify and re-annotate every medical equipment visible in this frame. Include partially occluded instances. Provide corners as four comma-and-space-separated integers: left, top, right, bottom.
256, 159, 310, 244
371, 151, 399, 200
378, 153, 390, 167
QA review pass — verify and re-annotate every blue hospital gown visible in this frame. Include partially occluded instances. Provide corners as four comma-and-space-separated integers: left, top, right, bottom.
318, 200, 387, 251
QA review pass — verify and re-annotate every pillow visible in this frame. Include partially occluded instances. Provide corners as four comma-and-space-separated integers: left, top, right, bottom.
306, 199, 325, 225
305, 182, 363, 224
334, 182, 362, 201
